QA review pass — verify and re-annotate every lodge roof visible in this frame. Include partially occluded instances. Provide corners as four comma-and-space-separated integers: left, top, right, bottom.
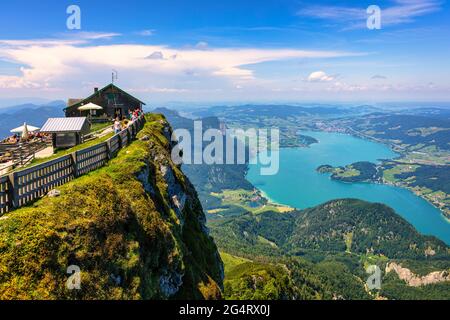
64, 83, 146, 111
67, 98, 83, 107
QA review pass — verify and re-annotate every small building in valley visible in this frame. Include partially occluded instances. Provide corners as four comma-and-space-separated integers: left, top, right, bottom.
40, 117, 90, 148
64, 83, 146, 120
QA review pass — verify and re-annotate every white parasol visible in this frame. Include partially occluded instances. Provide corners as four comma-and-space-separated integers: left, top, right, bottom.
10, 123, 40, 134
78, 103, 103, 111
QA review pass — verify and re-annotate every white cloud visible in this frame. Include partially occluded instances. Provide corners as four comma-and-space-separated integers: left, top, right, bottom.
0, 38, 360, 93
0, 32, 121, 47
128, 87, 189, 93
427, 82, 436, 89
195, 41, 209, 50
147, 51, 165, 60
328, 81, 368, 92
0, 36, 443, 101
213, 67, 254, 80
307, 71, 335, 82
69, 32, 121, 40
0, 75, 41, 89
297, 0, 442, 28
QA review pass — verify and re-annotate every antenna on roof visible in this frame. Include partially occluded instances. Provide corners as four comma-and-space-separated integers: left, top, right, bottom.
112, 69, 118, 84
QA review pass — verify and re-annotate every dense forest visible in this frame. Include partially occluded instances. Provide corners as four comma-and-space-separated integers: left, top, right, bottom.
212, 199, 450, 300
212, 199, 448, 259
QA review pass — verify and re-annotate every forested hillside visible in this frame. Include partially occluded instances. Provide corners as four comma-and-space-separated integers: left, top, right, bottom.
211, 199, 450, 300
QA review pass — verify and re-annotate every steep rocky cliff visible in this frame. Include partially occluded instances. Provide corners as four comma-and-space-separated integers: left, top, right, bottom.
385, 262, 450, 287
0, 114, 224, 300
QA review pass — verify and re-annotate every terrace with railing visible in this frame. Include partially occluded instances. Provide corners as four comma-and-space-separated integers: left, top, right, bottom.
0, 114, 146, 215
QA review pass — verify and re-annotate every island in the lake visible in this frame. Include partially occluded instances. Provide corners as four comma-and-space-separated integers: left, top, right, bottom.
317, 161, 450, 221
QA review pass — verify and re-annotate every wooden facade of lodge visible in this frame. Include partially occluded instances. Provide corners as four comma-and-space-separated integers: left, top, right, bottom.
64, 83, 146, 120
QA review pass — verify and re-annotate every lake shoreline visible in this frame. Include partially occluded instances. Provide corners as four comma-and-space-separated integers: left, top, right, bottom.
315, 161, 450, 222
321, 130, 450, 220
257, 188, 296, 210
247, 131, 450, 245
255, 174, 450, 224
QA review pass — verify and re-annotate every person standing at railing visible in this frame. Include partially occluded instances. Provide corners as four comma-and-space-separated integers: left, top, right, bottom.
131, 111, 138, 122
113, 118, 122, 134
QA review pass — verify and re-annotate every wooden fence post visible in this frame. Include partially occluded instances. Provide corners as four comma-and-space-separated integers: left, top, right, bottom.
71, 152, 78, 178
132, 122, 137, 137
127, 127, 132, 143
118, 132, 123, 149
106, 139, 112, 159
8, 173, 19, 209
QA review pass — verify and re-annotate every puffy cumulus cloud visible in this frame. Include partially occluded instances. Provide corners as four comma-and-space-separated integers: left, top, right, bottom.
0, 38, 359, 95
146, 51, 165, 60
307, 71, 335, 82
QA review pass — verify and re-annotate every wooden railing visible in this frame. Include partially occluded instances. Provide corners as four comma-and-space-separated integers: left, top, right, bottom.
0, 140, 51, 172
0, 115, 146, 215
119, 129, 129, 146
75, 143, 109, 176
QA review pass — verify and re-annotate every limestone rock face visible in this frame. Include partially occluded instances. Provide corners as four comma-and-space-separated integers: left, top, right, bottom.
386, 262, 450, 287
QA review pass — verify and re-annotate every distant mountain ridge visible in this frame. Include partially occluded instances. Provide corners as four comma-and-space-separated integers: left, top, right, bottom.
0, 102, 65, 139
190, 104, 354, 119
0, 100, 65, 113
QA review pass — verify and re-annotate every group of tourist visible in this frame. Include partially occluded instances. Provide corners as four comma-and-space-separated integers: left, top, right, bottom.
128, 109, 144, 122
1, 132, 47, 145
113, 108, 144, 134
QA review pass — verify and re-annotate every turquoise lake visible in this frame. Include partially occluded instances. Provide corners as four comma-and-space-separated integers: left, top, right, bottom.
247, 130, 450, 245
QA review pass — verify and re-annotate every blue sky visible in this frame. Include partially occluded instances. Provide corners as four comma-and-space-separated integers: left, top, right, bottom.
0, 0, 449, 104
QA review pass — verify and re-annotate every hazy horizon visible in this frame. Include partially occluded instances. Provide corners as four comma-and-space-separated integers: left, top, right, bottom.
2, 97, 450, 111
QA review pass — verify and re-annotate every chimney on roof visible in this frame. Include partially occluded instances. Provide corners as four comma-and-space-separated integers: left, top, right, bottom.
94, 87, 99, 93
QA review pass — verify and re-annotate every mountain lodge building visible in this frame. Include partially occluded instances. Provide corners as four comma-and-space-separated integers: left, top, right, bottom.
64, 83, 146, 120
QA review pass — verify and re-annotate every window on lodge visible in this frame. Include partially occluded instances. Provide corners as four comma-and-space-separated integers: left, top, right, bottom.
106, 93, 121, 106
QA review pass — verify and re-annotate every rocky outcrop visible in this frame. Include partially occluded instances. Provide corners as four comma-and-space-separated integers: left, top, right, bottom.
386, 262, 450, 287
